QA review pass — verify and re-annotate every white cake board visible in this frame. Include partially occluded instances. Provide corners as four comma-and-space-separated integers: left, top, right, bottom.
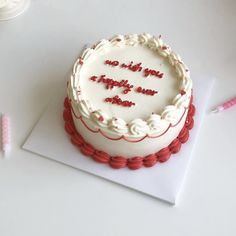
22, 74, 214, 205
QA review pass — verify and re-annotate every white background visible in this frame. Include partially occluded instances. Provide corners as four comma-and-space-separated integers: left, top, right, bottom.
0, 0, 236, 235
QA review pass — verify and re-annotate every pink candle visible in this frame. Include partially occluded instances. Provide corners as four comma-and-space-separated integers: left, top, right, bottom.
212, 96, 236, 113
1, 114, 11, 156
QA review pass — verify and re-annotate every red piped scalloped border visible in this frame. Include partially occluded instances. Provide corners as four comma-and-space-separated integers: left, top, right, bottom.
63, 97, 195, 170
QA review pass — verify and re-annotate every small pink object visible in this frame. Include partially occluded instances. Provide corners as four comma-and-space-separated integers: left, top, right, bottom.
1, 114, 11, 156
212, 96, 236, 113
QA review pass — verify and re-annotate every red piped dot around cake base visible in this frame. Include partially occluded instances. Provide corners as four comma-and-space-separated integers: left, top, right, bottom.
178, 127, 189, 144
63, 97, 195, 170
92, 150, 110, 163
143, 154, 157, 167
168, 138, 182, 154
156, 147, 171, 163
63, 109, 73, 122
109, 156, 127, 169
185, 116, 194, 130
64, 97, 71, 110
188, 104, 196, 117
71, 134, 84, 147
80, 143, 95, 156
65, 122, 75, 135
127, 157, 143, 170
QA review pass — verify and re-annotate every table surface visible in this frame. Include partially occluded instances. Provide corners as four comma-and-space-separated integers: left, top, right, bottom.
0, 1, 236, 235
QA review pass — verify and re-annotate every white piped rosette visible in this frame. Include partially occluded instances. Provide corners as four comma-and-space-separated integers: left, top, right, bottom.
68, 33, 192, 141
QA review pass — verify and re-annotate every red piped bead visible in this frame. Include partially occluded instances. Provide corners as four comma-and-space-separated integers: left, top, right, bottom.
156, 147, 171, 163
180, 90, 186, 95
127, 157, 143, 170
63, 109, 72, 122
185, 116, 194, 130
109, 156, 127, 169
169, 138, 181, 154
190, 95, 193, 104
64, 97, 70, 109
92, 150, 110, 163
71, 134, 84, 147
65, 122, 76, 135
188, 104, 196, 117
143, 154, 157, 167
178, 127, 189, 143
80, 143, 95, 156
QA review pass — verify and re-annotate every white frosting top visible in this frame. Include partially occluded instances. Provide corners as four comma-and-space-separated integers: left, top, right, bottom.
68, 34, 192, 138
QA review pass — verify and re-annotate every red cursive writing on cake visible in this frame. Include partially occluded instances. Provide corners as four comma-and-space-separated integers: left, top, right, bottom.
143, 68, 163, 78
136, 86, 158, 96
120, 61, 143, 72
105, 95, 135, 107
104, 59, 164, 78
90, 74, 134, 94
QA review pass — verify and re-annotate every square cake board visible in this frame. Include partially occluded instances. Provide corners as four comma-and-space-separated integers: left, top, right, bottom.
22, 74, 214, 205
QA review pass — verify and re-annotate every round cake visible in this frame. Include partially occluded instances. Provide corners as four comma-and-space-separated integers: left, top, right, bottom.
65, 33, 195, 169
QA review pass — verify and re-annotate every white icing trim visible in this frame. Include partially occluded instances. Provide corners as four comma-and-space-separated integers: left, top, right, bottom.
68, 34, 192, 138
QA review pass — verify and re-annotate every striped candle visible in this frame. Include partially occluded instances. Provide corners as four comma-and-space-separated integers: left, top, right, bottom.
1, 114, 11, 156
212, 96, 236, 113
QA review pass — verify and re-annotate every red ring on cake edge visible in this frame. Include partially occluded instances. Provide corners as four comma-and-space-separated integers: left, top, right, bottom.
63, 97, 195, 170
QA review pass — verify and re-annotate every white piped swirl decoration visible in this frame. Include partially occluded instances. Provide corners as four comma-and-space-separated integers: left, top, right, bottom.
161, 105, 184, 123
80, 48, 94, 61
93, 40, 110, 53
125, 34, 139, 46
138, 33, 152, 44
146, 114, 169, 135
90, 110, 109, 128
180, 77, 192, 94
168, 52, 182, 66
77, 100, 91, 118
173, 94, 189, 108
148, 37, 161, 50
68, 33, 192, 138
108, 118, 128, 134
128, 119, 149, 136
109, 35, 124, 46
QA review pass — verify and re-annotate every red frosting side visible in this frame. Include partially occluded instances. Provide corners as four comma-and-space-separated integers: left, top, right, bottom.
63, 97, 195, 170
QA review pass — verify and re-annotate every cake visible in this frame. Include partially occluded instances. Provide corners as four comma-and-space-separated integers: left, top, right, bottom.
64, 33, 195, 170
